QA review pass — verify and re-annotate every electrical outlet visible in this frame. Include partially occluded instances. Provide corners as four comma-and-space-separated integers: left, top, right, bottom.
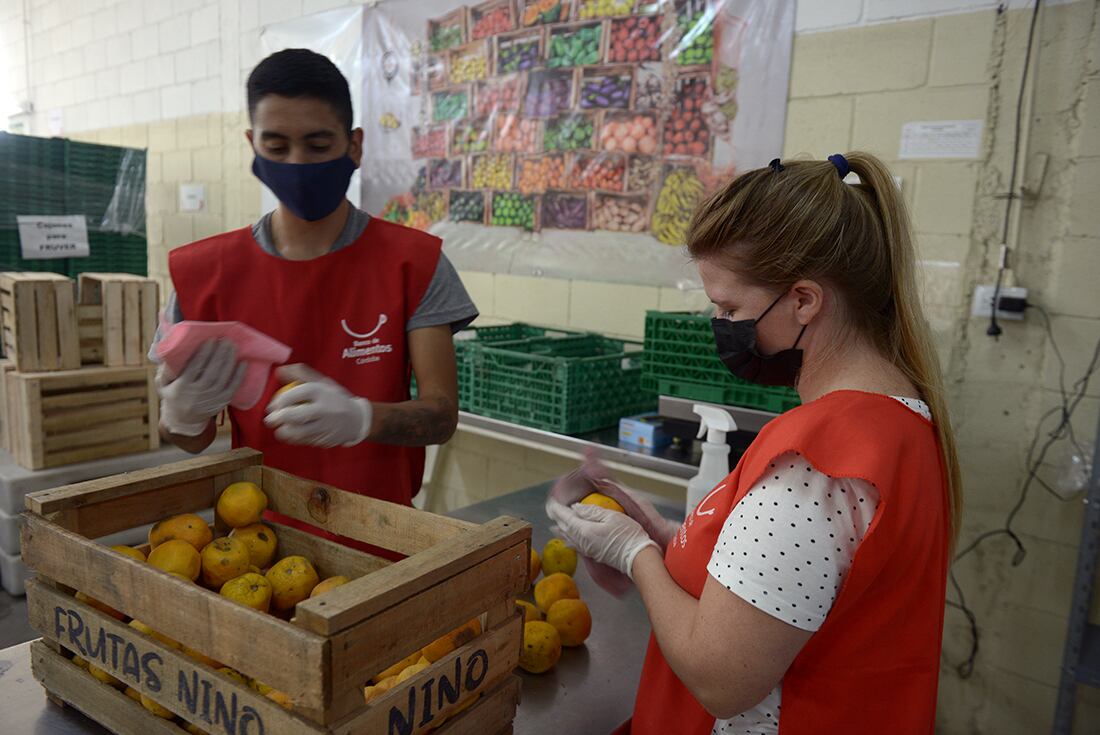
971, 285, 1028, 320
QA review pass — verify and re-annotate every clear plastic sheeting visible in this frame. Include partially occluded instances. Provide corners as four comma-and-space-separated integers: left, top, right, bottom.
360, 0, 794, 287
100, 148, 147, 236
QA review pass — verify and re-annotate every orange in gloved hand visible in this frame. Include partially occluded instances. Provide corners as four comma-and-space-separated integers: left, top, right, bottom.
580, 492, 625, 514
272, 380, 302, 399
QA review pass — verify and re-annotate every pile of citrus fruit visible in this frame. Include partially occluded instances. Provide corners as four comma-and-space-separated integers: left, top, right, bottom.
70, 480, 351, 732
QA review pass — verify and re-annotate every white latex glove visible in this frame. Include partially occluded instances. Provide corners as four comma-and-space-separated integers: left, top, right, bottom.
263, 364, 372, 448
156, 340, 246, 436
546, 500, 658, 580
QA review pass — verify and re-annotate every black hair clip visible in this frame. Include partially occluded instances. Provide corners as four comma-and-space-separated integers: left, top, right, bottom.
769, 158, 784, 173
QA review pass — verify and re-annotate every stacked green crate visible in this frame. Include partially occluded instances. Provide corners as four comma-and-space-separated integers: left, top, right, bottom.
642, 311, 801, 413
467, 334, 656, 434
0, 133, 70, 273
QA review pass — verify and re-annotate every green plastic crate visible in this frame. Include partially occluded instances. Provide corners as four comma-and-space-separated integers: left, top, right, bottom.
468, 334, 656, 434
642, 311, 801, 414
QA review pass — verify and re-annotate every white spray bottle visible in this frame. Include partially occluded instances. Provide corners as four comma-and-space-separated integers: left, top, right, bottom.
686, 405, 737, 516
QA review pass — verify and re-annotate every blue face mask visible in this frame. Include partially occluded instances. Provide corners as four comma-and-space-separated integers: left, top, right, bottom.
251, 152, 357, 222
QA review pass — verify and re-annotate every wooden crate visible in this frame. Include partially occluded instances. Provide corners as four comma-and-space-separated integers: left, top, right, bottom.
5, 365, 159, 470
21, 449, 530, 734
0, 272, 80, 372
0, 358, 11, 451
77, 273, 159, 367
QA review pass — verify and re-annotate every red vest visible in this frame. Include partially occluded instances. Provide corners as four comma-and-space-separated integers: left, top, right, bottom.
170, 218, 441, 514
628, 391, 949, 734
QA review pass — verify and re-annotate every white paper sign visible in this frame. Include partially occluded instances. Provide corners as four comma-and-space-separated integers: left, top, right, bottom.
899, 120, 984, 159
179, 183, 206, 212
47, 108, 64, 136
16, 215, 90, 259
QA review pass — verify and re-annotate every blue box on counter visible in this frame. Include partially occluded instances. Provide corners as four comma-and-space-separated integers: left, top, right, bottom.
619, 413, 672, 449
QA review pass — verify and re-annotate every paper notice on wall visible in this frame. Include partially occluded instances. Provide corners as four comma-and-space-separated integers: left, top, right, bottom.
899, 120, 984, 159
16, 215, 90, 259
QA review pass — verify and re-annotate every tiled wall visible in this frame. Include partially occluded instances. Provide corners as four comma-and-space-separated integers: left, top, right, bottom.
3, 1, 1100, 732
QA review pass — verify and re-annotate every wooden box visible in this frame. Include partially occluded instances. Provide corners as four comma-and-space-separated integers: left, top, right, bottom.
77, 273, 159, 367
469, 0, 518, 41
5, 365, 159, 470
0, 358, 11, 451
21, 449, 529, 734
0, 272, 80, 372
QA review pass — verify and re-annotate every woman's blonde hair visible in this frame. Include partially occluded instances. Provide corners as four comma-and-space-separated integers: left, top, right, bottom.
686, 152, 961, 544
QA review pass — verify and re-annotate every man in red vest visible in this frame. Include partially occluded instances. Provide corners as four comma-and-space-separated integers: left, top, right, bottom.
152, 49, 477, 509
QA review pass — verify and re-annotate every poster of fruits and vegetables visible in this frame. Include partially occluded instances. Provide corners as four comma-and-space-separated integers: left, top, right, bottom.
361, 0, 793, 286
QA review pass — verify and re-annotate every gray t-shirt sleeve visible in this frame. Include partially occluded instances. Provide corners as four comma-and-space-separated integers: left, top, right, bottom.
407, 253, 479, 334
147, 289, 182, 363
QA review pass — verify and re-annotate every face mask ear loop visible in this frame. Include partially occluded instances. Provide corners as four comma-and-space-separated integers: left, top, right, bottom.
757, 290, 788, 323
791, 323, 808, 349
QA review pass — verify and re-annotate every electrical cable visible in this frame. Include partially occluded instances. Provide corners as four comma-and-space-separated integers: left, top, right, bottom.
987, 0, 1044, 339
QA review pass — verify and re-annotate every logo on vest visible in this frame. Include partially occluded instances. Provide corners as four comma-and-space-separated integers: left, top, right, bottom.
340, 315, 394, 365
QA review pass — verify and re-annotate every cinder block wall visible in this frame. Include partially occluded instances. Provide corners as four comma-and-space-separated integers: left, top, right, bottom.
2, 1, 1100, 731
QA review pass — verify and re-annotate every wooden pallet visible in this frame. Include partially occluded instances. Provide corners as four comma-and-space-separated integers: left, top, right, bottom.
21, 449, 529, 734
5, 364, 159, 470
77, 273, 159, 367
0, 272, 80, 372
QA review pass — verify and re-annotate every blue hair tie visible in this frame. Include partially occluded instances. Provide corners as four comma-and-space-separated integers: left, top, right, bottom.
828, 153, 850, 179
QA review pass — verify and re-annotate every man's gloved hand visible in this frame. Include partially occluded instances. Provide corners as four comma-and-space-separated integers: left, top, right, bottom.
264, 364, 373, 448
157, 340, 246, 436
546, 499, 659, 580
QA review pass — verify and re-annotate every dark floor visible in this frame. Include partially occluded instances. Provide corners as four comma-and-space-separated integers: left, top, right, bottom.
0, 589, 34, 650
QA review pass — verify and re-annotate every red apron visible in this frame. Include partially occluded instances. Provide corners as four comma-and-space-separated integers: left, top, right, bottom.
170, 218, 440, 554
625, 391, 949, 734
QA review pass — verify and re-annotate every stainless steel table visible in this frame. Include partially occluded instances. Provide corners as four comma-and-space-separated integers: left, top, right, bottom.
0, 481, 683, 734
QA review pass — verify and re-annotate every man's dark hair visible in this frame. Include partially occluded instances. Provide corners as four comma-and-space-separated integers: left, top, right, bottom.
246, 49, 353, 131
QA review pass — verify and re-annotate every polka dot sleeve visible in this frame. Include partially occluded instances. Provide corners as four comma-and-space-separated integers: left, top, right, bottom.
705, 451, 880, 632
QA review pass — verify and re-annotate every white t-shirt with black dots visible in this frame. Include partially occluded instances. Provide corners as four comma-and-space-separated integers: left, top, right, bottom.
706, 396, 931, 735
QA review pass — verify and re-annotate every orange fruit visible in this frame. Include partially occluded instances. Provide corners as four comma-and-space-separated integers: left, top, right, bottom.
546, 598, 592, 647
515, 599, 542, 623
182, 645, 222, 669
149, 513, 213, 552
273, 381, 303, 400
88, 663, 124, 688
519, 621, 561, 674
534, 572, 579, 613
217, 667, 249, 687
364, 675, 399, 703
72, 655, 89, 670
249, 678, 274, 696
147, 539, 201, 581
141, 693, 174, 718
397, 661, 431, 684
217, 482, 268, 528
220, 572, 273, 613
528, 547, 541, 587
110, 545, 147, 562
200, 537, 251, 589
265, 555, 319, 611
310, 575, 350, 598
580, 492, 625, 514
541, 538, 577, 576
421, 618, 482, 663
228, 523, 278, 568
75, 591, 126, 621
373, 652, 421, 684
184, 724, 211, 735
129, 619, 181, 649
266, 690, 293, 710
123, 686, 142, 702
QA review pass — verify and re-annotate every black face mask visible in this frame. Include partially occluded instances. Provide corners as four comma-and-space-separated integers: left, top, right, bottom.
711, 292, 808, 388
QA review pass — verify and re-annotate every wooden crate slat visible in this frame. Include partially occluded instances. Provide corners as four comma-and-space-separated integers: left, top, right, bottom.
326, 542, 528, 716
78, 273, 159, 367
41, 397, 149, 431
19, 514, 329, 714
261, 466, 478, 558
123, 280, 141, 365
36, 280, 61, 368
54, 278, 80, 368
40, 383, 149, 409
432, 674, 522, 735
29, 640, 186, 735
43, 477, 213, 538
140, 281, 158, 358
27, 580, 322, 734
13, 275, 40, 371
27, 364, 151, 390
42, 437, 154, 469
272, 520, 394, 581
0, 273, 80, 371
26, 448, 262, 515
294, 516, 529, 636
103, 279, 124, 366
330, 614, 521, 735
43, 416, 149, 452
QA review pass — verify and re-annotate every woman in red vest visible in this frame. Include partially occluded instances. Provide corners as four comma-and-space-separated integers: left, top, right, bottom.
548, 152, 960, 734
154, 50, 477, 513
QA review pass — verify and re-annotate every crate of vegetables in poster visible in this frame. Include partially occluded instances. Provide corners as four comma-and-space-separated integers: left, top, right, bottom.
475, 74, 526, 117
431, 86, 471, 124
541, 190, 589, 230
673, 0, 714, 68
516, 153, 568, 194
624, 155, 660, 194
543, 112, 596, 152
428, 158, 466, 191
652, 162, 707, 245
494, 26, 545, 74
577, 65, 634, 110
494, 114, 542, 154
470, 152, 516, 190
449, 39, 493, 85
490, 191, 538, 231
574, 0, 636, 20
523, 69, 575, 118
664, 73, 711, 159
569, 151, 627, 193
428, 7, 468, 52
520, 0, 572, 27
452, 117, 493, 155
598, 110, 660, 156
606, 10, 664, 63
591, 192, 652, 233
411, 125, 449, 159
449, 190, 489, 224
546, 20, 606, 69
469, 0, 518, 41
